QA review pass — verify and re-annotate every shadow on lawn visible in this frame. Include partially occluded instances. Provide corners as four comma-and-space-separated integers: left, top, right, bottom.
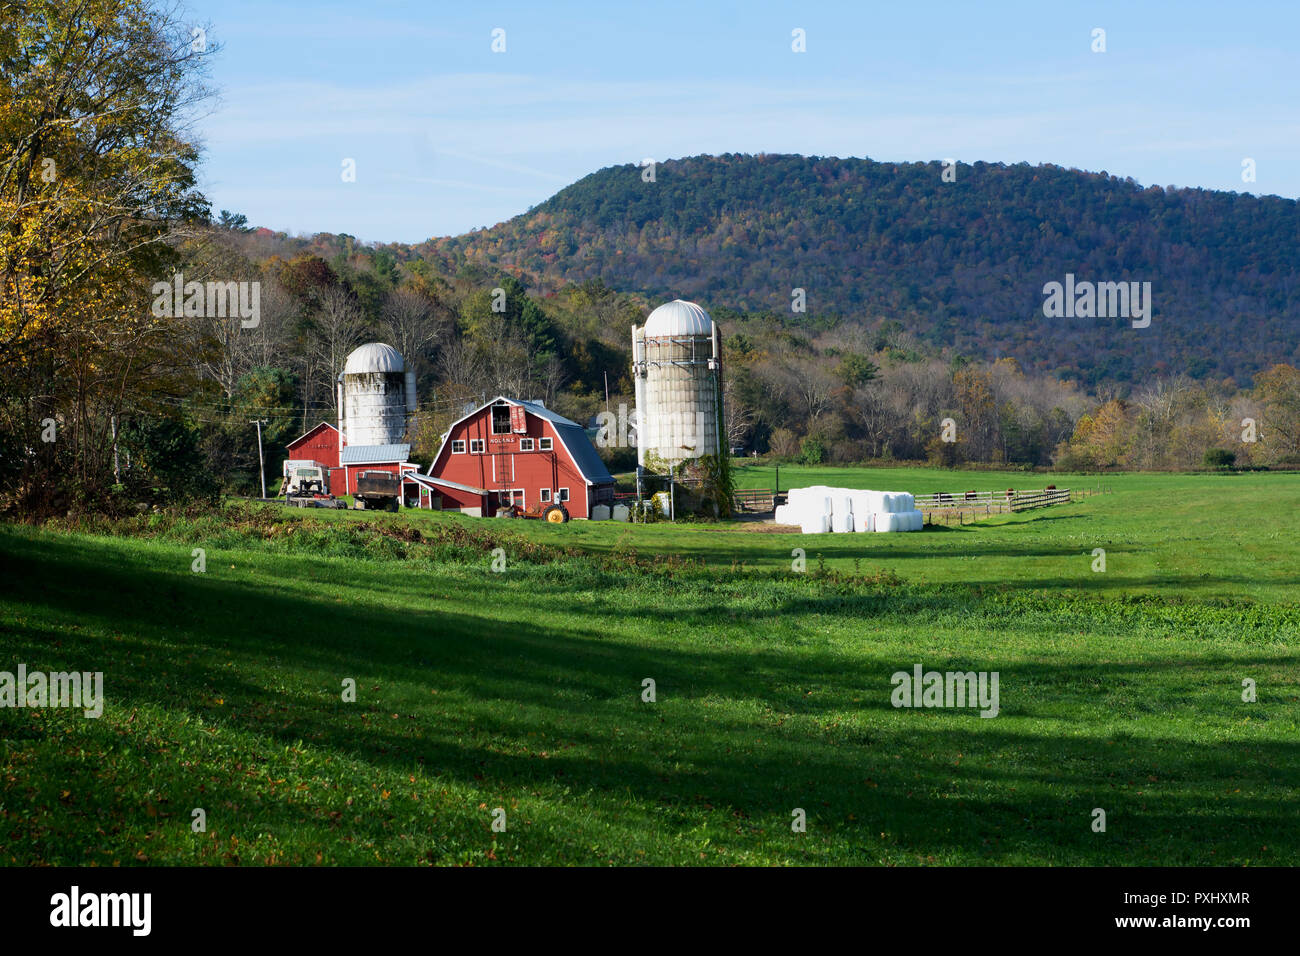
2, 529, 1297, 865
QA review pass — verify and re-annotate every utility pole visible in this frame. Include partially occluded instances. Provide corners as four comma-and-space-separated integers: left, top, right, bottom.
250, 419, 267, 499
603, 371, 610, 414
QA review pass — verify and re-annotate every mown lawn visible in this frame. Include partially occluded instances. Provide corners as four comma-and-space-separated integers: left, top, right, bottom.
0, 468, 1297, 866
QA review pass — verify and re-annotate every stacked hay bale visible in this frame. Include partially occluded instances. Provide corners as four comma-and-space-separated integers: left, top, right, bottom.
777, 486, 924, 534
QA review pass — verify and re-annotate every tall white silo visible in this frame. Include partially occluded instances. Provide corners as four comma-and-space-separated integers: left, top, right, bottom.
337, 343, 417, 446
632, 299, 723, 473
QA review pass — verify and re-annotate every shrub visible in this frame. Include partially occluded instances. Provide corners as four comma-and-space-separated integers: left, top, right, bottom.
1203, 448, 1236, 469
796, 436, 826, 465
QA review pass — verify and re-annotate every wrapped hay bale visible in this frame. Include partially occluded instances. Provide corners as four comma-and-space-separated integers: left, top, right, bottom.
874, 512, 903, 532
800, 513, 830, 535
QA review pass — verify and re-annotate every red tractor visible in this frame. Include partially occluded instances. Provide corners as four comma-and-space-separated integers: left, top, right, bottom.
495, 502, 570, 523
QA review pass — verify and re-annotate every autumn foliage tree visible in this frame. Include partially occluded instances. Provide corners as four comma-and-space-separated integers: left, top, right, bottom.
0, 0, 212, 513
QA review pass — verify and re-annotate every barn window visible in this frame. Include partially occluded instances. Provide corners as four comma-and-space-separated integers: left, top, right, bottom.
470, 439, 485, 454
520, 438, 534, 451
540, 488, 551, 503
452, 440, 466, 454
557, 487, 569, 502
492, 405, 512, 435
539, 437, 553, 451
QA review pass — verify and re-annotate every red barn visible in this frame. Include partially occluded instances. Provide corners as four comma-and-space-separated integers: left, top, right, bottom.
416, 397, 615, 518
286, 422, 341, 470
284, 422, 418, 501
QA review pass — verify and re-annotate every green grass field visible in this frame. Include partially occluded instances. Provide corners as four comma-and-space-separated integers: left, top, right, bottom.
1, 467, 1297, 865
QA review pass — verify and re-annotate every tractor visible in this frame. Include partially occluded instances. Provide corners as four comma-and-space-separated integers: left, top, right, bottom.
495, 501, 570, 523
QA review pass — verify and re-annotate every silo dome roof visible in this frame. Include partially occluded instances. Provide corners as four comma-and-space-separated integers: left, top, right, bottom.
644, 299, 714, 337
343, 342, 404, 375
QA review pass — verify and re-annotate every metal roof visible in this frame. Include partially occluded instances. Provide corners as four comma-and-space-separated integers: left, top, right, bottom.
518, 401, 614, 486
409, 473, 488, 496
340, 443, 410, 464
643, 299, 713, 337
516, 399, 579, 428
342, 342, 404, 376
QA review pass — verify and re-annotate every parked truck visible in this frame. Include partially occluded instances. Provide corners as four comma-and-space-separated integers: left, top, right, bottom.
281, 460, 345, 508
353, 470, 401, 511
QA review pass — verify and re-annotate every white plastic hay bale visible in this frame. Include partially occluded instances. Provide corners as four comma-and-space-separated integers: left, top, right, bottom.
858, 491, 885, 515
611, 503, 630, 522
873, 511, 903, 532
832, 509, 854, 533
774, 504, 791, 524
899, 509, 923, 531
591, 504, 610, 521
889, 492, 914, 513
800, 513, 829, 535
855, 510, 874, 533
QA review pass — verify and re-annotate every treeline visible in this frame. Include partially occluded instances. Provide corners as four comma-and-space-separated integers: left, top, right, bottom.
161, 225, 646, 495
176, 229, 1300, 491
718, 308, 1300, 471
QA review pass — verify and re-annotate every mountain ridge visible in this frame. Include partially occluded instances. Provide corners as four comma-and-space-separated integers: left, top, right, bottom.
413, 153, 1300, 385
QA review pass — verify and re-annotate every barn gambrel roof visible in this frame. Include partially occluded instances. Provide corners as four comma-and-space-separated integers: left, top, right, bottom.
429, 396, 614, 486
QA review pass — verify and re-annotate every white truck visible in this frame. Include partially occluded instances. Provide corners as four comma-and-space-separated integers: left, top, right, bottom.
281, 460, 345, 508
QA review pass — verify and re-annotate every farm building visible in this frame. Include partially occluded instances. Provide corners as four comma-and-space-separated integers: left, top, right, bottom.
414, 397, 615, 518
284, 420, 422, 500
282, 342, 421, 502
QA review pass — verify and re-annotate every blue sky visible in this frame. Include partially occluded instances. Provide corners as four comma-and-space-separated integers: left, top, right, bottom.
187, 0, 1300, 243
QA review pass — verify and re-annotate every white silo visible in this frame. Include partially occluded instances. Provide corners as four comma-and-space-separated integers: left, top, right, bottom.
337, 343, 417, 446
632, 299, 723, 473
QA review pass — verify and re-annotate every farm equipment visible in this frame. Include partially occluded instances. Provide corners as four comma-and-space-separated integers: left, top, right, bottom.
495, 501, 570, 523
282, 460, 345, 508
354, 470, 401, 512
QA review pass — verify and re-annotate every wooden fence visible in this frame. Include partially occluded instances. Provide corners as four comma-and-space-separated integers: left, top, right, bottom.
916, 486, 1103, 521
731, 488, 776, 512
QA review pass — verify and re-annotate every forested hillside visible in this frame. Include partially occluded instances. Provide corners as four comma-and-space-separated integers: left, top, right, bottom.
420, 154, 1300, 386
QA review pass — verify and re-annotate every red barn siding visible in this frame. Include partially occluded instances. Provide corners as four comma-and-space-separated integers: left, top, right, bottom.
428, 401, 611, 518
286, 423, 341, 469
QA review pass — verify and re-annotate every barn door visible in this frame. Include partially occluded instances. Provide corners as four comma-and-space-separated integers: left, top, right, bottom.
510, 404, 527, 433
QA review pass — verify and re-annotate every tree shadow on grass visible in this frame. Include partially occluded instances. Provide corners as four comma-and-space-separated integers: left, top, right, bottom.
2, 529, 1298, 865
